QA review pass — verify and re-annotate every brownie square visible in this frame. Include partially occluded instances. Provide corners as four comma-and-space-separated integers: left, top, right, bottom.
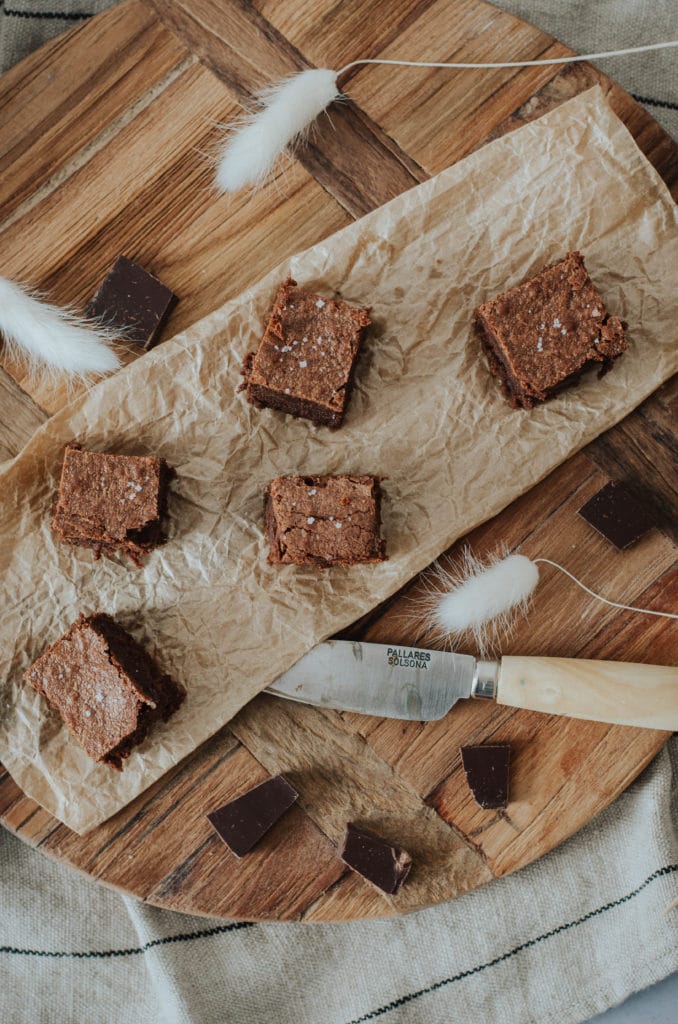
86, 256, 178, 350
475, 251, 627, 409
51, 444, 173, 564
577, 481, 655, 550
241, 278, 370, 428
25, 613, 185, 770
265, 474, 386, 567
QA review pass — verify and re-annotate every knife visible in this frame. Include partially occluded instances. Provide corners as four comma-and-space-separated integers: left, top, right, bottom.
266, 640, 678, 730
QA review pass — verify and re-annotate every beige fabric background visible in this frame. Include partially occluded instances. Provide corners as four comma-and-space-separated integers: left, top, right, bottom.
0, 3, 676, 1023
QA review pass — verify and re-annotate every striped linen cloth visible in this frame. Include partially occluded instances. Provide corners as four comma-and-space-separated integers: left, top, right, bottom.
1, 744, 676, 1023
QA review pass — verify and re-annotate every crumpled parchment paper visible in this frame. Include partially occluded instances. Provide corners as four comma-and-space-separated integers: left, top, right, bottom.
0, 87, 676, 833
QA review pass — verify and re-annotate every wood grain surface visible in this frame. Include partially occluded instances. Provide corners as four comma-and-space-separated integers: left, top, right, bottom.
0, 0, 676, 922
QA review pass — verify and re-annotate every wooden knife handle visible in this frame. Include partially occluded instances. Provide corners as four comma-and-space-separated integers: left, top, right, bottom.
496, 656, 678, 730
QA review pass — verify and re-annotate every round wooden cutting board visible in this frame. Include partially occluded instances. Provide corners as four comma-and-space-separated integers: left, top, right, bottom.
0, 0, 676, 923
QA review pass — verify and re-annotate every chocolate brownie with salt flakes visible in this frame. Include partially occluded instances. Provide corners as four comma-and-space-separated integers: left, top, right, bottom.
265, 474, 386, 567
25, 613, 185, 770
51, 444, 173, 564
241, 278, 371, 428
475, 251, 627, 409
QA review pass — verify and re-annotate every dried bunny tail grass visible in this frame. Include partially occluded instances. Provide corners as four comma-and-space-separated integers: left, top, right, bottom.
409, 548, 678, 659
534, 558, 678, 619
212, 43, 678, 193
410, 548, 539, 657
215, 69, 340, 192
337, 41, 678, 76
0, 276, 121, 383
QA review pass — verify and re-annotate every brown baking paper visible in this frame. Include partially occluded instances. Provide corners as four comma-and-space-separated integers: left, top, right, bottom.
0, 88, 676, 833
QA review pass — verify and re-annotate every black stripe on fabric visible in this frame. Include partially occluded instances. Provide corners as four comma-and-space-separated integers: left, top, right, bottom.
1, 8, 92, 19
1, 863, 674, 972
0, 921, 252, 958
345, 864, 678, 1024
632, 93, 678, 113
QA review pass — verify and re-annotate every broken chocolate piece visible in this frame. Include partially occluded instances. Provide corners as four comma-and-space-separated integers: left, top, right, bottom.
207, 775, 299, 858
86, 255, 178, 350
51, 444, 174, 564
25, 613, 185, 770
461, 744, 511, 809
339, 824, 412, 894
577, 481, 655, 550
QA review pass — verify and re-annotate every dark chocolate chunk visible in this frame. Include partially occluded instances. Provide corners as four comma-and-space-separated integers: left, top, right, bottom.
265, 474, 386, 567
475, 252, 626, 409
207, 775, 298, 858
577, 481, 655, 550
25, 613, 185, 770
339, 824, 412, 894
86, 255, 178, 350
461, 744, 511, 809
240, 278, 370, 428
51, 444, 174, 565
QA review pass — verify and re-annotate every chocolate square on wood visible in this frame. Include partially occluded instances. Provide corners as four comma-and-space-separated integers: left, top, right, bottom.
461, 744, 511, 809
86, 256, 178, 350
51, 444, 173, 564
577, 480, 655, 550
207, 775, 299, 858
265, 474, 386, 567
475, 251, 626, 409
241, 278, 370, 428
25, 613, 185, 770
340, 824, 412, 894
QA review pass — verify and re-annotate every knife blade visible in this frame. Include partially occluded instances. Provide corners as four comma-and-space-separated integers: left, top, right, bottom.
267, 640, 490, 720
267, 641, 678, 730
